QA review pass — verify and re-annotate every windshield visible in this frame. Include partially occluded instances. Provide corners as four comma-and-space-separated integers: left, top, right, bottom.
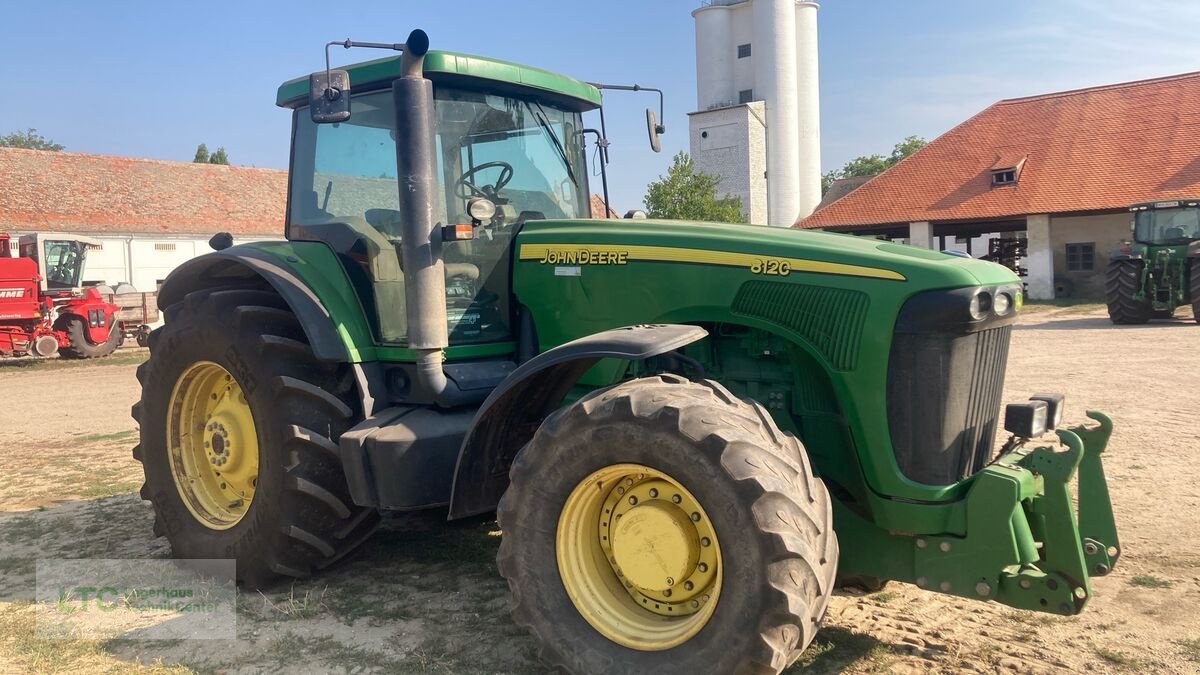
287, 86, 588, 346
1134, 207, 1200, 245
43, 240, 84, 289
288, 87, 588, 234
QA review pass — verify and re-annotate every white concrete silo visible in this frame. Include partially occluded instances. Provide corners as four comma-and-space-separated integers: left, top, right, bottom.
794, 1, 822, 221
694, 5, 735, 109
688, 0, 822, 226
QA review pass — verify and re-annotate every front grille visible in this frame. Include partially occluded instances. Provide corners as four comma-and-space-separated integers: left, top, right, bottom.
887, 314, 1012, 486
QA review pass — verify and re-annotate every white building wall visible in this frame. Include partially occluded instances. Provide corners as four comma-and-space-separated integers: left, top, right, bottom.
689, 101, 768, 223
9, 232, 277, 293
1050, 212, 1131, 298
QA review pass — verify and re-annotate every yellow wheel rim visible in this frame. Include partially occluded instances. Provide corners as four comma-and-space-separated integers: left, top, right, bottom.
166, 361, 259, 530
556, 463, 722, 651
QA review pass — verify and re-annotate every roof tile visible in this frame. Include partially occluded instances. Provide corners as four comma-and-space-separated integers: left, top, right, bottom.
797, 71, 1200, 229
0, 148, 287, 236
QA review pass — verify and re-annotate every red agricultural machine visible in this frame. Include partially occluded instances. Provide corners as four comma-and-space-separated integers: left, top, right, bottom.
0, 232, 122, 358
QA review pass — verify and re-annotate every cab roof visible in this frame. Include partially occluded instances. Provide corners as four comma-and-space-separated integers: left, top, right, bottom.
276, 50, 602, 112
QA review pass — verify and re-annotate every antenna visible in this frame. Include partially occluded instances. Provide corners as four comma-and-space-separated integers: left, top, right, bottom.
322, 39, 408, 101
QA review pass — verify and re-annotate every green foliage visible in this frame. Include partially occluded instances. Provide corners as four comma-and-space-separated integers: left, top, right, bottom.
194, 143, 229, 165
1130, 574, 1172, 588
0, 128, 64, 151
821, 135, 926, 194
644, 152, 745, 223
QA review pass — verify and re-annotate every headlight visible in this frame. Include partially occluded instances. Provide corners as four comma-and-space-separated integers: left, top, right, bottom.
994, 292, 1012, 316
969, 292, 992, 320
1029, 393, 1065, 430
1004, 401, 1048, 438
467, 197, 496, 222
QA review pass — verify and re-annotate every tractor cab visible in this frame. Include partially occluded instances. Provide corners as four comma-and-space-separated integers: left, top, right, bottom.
1107, 200, 1200, 323
1130, 199, 1200, 246
17, 233, 100, 294
279, 51, 598, 347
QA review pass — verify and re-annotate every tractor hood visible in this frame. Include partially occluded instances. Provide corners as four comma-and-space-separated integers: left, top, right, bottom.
515, 219, 1019, 293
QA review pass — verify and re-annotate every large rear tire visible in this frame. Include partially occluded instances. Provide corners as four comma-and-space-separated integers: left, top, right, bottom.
497, 375, 838, 674
1105, 259, 1152, 325
132, 287, 379, 587
57, 316, 121, 359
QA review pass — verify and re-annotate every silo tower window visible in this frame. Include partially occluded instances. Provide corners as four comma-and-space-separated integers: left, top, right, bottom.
738, 89, 754, 104
737, 43, 752, 58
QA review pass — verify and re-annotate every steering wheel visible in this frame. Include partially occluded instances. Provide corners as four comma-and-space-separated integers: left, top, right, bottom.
456, 161, 514, 200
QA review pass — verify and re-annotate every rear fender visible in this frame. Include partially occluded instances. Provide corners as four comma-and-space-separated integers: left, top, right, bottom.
447, 324, 708, 519
157, 246, 354, 363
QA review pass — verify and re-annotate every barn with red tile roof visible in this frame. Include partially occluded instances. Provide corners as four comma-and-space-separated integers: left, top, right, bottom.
0, 147, 285, 290
796, 72, 1200, 299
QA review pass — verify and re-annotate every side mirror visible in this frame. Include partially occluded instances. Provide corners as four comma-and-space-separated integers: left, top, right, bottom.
646, 108, 664, 153
310, 69, 351, 123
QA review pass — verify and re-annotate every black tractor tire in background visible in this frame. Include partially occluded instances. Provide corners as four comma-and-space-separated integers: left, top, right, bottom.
132, 287, 379, 587
1105, 259, 1152, 325
498, 375, 838, 674
1191, 259, 1200, 324
57, 316, 122, 359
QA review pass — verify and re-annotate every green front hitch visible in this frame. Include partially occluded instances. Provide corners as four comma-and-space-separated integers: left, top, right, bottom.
835, 411, 1119, 616
958, 410, 1118, 615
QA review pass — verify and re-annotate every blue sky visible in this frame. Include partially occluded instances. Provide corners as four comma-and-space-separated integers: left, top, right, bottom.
6, 1, 1200, 212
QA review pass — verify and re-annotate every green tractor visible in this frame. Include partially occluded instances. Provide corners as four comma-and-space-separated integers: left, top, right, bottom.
133, 31, 1120, 673
1106, 199, 1200, 324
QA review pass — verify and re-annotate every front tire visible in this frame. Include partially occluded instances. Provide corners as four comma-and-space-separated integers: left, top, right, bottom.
132, 287, 379, 587
498, 375, 838, 674
57, 316, 121, 359
1105, 259, 1151, 325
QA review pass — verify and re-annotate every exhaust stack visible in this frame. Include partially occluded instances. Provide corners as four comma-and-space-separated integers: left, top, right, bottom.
391, 30, 455, 404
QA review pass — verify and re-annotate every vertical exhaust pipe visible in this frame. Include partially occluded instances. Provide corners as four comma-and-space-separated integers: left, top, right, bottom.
392, 30, 454, 404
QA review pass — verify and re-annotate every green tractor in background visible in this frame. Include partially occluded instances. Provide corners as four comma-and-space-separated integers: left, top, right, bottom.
1106, 199, 1200, 324
132, 30, 1120, 674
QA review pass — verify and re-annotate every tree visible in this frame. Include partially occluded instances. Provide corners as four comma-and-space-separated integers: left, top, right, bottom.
208, 147, 229, 165
821, 135, 927, 193
644, 152, 745, 223
193, 143, 210, 163
0, 128, 64, 151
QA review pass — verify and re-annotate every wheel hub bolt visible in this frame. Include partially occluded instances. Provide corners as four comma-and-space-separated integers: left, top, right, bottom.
698, 563, 708, 573
684, 581, 694, 591
648, 488, 658, 498
701, 537, 711, 547
672, 495, 681, 504
663, 589, 672, 598
666, 577, 674, 586
628, 496, 638, 506
690, 600, 699, 609
690, 512, 701, 522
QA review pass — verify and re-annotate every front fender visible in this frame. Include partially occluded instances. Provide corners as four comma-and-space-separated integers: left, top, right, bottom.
447, 324, 708, 519
158, 242, 373, 363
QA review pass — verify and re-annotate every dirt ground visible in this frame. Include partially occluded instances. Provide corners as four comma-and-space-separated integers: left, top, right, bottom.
1, 306, 1198, 674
